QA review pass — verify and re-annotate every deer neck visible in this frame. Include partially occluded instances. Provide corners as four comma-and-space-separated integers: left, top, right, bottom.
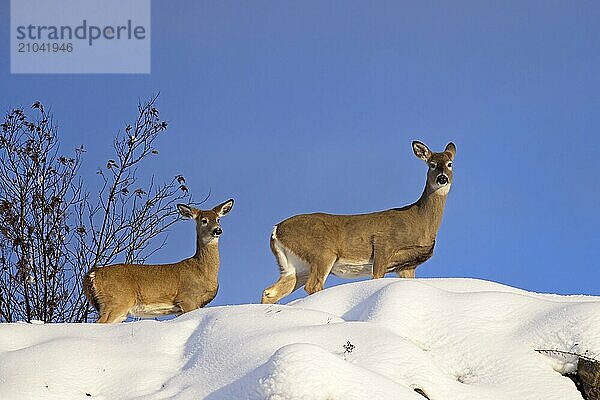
413, 185, 449, 238
192, 239, 220, 274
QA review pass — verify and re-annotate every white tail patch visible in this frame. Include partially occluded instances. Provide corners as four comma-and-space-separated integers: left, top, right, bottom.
271, 226, 278, 240
272, 228, 309, 278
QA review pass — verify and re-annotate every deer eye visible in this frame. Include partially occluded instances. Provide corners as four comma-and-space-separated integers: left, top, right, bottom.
447, 161, 452, 168
216, 218, 220, 223
201, 218, 208, 225
429, 162, 437, 169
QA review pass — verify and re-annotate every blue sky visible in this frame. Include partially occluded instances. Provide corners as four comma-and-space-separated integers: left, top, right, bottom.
1, 1, 599, 307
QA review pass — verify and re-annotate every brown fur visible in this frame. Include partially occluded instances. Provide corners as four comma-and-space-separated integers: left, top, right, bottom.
84, 199, 234, 323
262, 141, 455, 304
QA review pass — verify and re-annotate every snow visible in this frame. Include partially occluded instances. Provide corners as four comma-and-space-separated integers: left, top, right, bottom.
1, 278, 599, 400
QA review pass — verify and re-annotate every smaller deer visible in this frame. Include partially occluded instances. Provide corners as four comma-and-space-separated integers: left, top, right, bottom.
262, 141, 456, 304
83, 199, 234, 323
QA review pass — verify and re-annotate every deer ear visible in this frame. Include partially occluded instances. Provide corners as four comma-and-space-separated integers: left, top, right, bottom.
177, 204, 197, 219
412, 141, 431, 161
445, 142, 456, 160
214, 199, 234, 217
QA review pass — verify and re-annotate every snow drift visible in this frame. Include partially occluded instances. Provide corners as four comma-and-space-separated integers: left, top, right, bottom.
1, 278, 599, 399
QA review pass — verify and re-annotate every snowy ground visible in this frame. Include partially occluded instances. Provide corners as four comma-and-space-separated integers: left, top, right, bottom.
1, 278, 599, 400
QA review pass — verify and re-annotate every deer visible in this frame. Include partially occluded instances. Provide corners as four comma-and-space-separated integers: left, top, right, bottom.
261, 140, 456, 304
83, 199, 234, 323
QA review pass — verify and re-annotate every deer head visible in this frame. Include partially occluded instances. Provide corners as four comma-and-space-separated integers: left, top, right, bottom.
177, 199, 234, 246
412, 141, 456, 195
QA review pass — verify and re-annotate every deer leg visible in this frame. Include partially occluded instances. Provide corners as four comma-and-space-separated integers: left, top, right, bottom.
372, 250, 390, 279
96, 313, 110, 323
105, 312, 129, 324
95, 297, 134, 323
397, 268, 416, 278
262, 246, 310, 304
392, 248, 429, 278
262, 274, 298, 304
372, 261, 388, 279
176, 299, 198, 314
305, 255, 336, 295
96, 306, 131, 323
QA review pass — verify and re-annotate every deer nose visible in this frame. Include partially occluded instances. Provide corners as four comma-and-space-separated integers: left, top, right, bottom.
436, 175, 448, 185
212, 227, 222, 237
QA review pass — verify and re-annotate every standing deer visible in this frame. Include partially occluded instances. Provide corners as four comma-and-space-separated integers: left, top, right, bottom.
83, 199, 234, 323
261, 141, 455, 304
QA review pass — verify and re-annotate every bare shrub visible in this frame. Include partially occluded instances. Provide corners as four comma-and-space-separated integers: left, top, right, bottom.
0, 95, 192, 322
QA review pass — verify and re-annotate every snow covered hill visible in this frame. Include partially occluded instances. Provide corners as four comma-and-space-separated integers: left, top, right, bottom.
1, 278, 599, 400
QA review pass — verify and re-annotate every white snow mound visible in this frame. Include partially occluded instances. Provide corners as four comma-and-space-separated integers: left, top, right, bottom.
1, 278, 599, 400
